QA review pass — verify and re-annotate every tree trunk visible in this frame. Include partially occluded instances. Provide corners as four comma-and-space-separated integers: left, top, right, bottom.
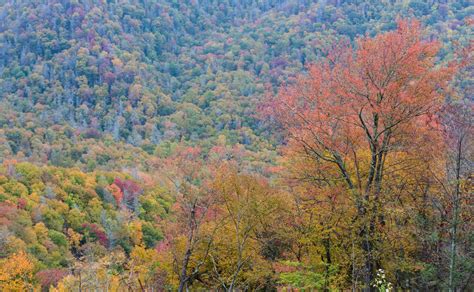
449, 136, 463, 292
323, 236, 332, 291
179, 205, 197, 292
178, 248, 191, 292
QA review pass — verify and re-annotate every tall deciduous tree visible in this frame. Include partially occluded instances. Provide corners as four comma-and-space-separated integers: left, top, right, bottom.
267, 19, 455, 290
158, 146, 219, 291
434, 102, 473, 291
207, 169, 281, 290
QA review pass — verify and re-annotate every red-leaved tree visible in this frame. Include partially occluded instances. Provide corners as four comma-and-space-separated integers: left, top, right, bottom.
266, 19, 456, 289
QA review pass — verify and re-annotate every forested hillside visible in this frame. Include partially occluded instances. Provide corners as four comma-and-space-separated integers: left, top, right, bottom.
0, 0, 472, 291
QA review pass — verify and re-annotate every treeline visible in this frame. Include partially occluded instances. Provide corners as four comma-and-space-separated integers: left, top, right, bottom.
1, 0, 472, 169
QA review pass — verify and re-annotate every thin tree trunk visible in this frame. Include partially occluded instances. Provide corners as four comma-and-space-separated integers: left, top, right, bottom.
179, 206, 196, 292
449, 136, 463, 292
323, 236, 332, 291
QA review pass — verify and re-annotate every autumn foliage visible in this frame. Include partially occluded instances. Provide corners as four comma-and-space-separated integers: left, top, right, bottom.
0, 251, 35, 290
0, 8, 471, 291
267, 19, 459, 289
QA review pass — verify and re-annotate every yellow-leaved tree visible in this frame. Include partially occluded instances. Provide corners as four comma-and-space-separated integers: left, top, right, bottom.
0, 251, 36, 290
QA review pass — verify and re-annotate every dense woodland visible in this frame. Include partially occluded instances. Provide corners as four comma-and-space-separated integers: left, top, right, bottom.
0, 0, 472, 291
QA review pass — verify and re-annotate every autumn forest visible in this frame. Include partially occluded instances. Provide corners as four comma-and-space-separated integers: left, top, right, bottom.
0, 0, 472, 291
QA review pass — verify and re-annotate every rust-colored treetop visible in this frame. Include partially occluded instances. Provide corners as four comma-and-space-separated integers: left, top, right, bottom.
271, 19, 455, 190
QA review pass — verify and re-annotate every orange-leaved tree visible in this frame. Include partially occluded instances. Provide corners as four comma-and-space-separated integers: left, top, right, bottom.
266, 19, 455, 290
